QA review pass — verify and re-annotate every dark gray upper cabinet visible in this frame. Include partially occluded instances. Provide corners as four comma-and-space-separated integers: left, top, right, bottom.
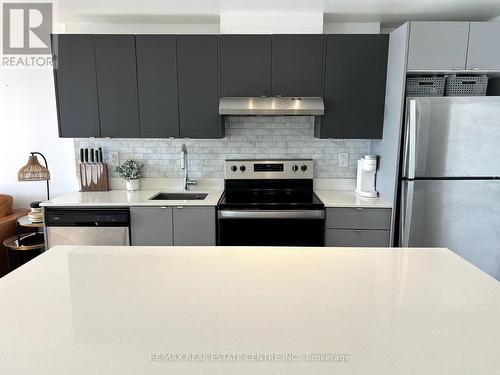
177, 35, 222, 138
271, 35, 324, 97
51, 34, 100, 138
136, 35, 179, 137
406, 22, 470, 71
466, 22, 500, 71
220, 35, 272, 97
94, 35, 140, 138
317, 34, 388, 139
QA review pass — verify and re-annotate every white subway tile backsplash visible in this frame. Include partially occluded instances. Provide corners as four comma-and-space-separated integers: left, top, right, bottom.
74, 116, 369, 179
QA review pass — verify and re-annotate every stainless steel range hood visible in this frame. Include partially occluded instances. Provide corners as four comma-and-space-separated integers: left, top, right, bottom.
219, 97, 324, 116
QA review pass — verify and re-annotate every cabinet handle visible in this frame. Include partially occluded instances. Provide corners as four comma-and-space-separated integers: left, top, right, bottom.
471, 67, 480, 71
176, 206, 184, 209
355, 207, 364, 211
354, 230, 363, 233
452, 67, 463, 70
160, 206, 168, 209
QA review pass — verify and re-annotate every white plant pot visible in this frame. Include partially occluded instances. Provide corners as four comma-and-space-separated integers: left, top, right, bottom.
126, 179, 140, 191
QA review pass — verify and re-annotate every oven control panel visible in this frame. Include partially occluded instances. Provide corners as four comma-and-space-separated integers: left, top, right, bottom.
225, 160, 314, 179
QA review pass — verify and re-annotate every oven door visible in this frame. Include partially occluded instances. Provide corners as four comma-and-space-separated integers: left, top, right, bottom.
218, 210, 325, 246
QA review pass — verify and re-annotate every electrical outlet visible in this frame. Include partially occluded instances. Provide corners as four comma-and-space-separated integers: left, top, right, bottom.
109, 152, 119, 166
339, 153, 349, 168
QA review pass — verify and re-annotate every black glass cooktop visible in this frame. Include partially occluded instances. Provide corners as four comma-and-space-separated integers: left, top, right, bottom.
218, 189, 324, 210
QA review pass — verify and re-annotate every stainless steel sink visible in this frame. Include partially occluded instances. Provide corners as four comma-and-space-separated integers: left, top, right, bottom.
149, 192, 208, 201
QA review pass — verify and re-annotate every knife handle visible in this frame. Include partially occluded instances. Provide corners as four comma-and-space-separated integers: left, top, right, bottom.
84, 148, 88, 163
90, 148, 95, 162
80, 148, 84, 163
98, 147, 103, 163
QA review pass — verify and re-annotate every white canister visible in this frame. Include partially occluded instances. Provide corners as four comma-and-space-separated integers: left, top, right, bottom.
126, 179, 140, 191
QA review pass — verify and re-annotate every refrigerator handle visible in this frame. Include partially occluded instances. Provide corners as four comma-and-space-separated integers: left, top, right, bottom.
400, 181, 414, 247
407, 99, 417, 179
402, 103, 410, 178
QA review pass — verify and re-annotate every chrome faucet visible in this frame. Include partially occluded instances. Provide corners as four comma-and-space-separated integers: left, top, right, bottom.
181, 144, 197, 190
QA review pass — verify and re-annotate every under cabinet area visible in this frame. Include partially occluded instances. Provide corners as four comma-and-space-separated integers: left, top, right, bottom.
130, 206, 216, 246
325, 208, 391, 247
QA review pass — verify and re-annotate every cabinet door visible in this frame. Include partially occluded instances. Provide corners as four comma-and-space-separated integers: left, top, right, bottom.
94, 35, 140, 137
271, 35, 324, 97
326, 208, 392, 230
466, 22, 500, 71
319, 34, 388, 139
220, 35, 271, 97
52, 34, 100, 138
136, 35, 179, 137
177, 36, 222, 138
407, 22, 469, 71
325, 229, 389, 247
130, 207, 173, 246
173, 207, 216, 246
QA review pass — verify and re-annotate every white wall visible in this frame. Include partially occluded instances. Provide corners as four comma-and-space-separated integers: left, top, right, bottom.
323, 22, 380, 34
220, 12, 323, 33
0, 66, 77, 209
65, 22, 220, 34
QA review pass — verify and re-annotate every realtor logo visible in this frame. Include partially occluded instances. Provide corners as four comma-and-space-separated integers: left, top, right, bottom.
3, 3, 52, 54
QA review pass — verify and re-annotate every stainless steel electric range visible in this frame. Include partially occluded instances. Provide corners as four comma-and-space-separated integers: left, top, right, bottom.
217, 160, 325, 246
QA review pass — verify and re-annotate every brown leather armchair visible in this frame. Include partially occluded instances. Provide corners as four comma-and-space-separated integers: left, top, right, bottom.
0, 195, 29, 277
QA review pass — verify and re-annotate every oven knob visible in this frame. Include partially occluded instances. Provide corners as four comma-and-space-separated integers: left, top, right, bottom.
301, 165, 308, 171
292, 165, 299, 172
240, 165, 246, 172
231, 165, 237, 172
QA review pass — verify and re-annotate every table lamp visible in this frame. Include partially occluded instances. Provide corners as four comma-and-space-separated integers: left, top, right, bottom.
18, 152, 50, 200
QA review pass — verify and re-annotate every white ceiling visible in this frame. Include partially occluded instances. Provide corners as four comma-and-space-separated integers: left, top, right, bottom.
56, 0, 500, 25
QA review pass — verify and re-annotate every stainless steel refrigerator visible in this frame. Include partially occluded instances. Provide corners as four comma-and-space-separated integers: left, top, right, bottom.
400, 97, 500, 280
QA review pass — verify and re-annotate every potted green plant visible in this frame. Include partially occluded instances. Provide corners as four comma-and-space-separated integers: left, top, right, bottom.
114, 160, 143, 191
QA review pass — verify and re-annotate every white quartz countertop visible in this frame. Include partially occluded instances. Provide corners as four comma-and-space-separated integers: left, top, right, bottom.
0, 246, 498, 375
314, 189, 392, 208
40, 189, 224, 207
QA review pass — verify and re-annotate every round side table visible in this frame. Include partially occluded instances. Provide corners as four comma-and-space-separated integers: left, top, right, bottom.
2, 216, 45, 272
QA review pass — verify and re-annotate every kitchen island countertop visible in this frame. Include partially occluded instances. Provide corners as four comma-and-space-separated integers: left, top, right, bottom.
0, 245, 498, 375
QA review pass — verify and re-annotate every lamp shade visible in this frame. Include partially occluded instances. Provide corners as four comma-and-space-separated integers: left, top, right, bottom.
18, 155, 50, 182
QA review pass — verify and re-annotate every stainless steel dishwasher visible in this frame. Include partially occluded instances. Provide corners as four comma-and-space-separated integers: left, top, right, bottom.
45, 209, 130, 248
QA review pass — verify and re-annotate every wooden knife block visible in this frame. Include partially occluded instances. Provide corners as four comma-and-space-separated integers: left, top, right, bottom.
79, 163, 109, 192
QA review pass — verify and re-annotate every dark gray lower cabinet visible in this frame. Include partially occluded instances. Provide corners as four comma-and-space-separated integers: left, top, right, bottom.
136, 35, 179, 137
130, 206, 215, 246
172, 207, 216, 246
325, 229, 389, 247
326, 207, 391, 230
317, 34, 389, 139
51, 34, 100, 138
94, 35, 140, 138
177, 35, 222, 138
130, 207, 173, 246
325, 208, 391, 247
